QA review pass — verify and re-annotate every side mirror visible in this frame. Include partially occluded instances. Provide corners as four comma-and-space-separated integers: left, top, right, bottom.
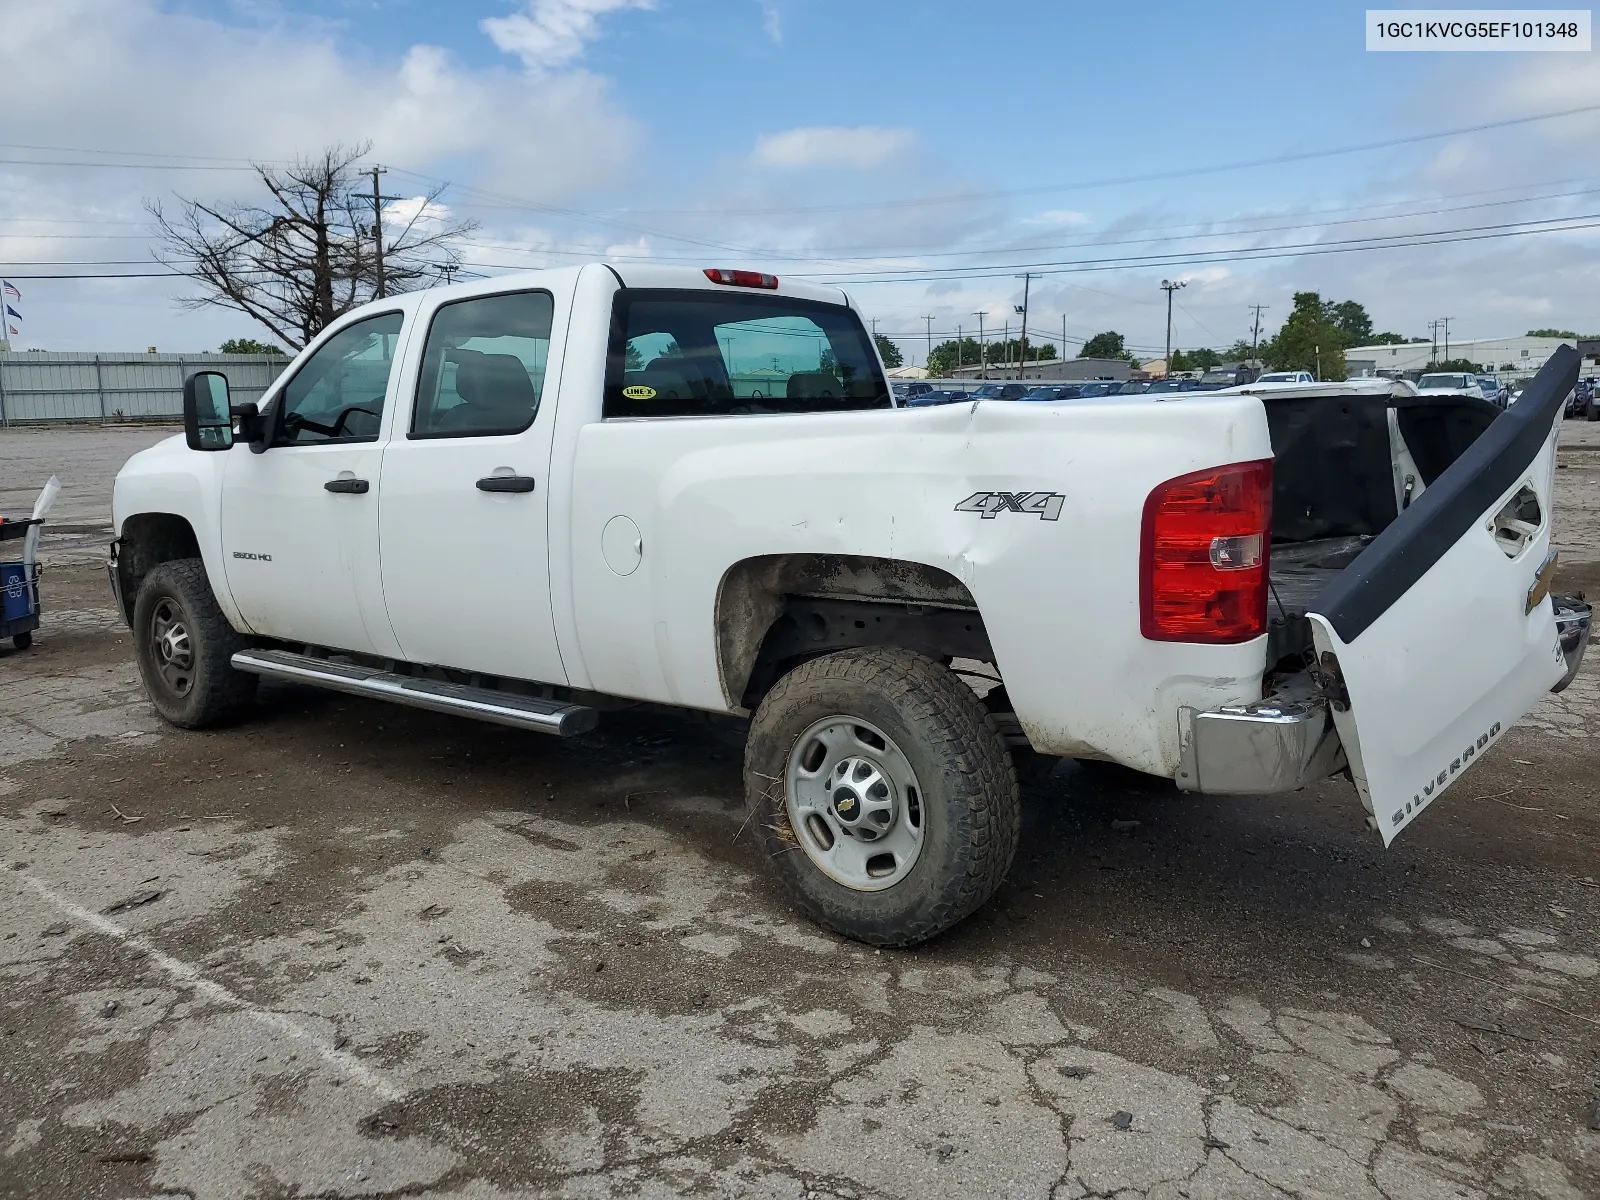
230, 400, 266, 450
183, 372, 234, 451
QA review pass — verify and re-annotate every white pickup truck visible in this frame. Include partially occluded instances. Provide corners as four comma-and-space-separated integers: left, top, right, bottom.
109, 265, 1590, 946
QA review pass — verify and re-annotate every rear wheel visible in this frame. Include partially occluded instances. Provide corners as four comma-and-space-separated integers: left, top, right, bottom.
744, 647, 1020, 947
11, 631, 31, 650
132, 559, 256, 728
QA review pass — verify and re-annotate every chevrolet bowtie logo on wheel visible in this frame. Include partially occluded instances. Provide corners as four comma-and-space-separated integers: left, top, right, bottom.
953, 491, 1066, 520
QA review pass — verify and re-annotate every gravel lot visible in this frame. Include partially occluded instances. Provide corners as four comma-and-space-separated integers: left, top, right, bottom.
1, 422, 1598, 1199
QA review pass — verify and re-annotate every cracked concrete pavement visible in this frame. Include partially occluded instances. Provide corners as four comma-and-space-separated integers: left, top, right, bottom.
1, 425, 1598, 1198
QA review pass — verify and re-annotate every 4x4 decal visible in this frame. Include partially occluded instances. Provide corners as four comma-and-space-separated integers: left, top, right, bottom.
954, 491, 1065, 521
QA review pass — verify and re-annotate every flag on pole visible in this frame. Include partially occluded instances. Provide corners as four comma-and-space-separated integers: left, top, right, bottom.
7, 326, 16, 336
2, 281, 18, 300
5, 305, 18, 321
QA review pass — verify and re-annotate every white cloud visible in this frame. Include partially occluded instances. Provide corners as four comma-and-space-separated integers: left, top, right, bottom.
0, 0, 646, 349
757, 0, 783, 44
381, 196, 453, 231
1023, 209, 1091, 226
752, 126, 916, 170
482, 0, 654, 71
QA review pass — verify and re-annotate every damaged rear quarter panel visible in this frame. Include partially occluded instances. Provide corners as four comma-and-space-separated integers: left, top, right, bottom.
567, 394, 1272, 775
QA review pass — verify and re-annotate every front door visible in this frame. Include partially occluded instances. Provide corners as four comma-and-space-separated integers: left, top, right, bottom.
377, 288, 566, 684
221, 310, 407, 657
1308, 348, 1579, 845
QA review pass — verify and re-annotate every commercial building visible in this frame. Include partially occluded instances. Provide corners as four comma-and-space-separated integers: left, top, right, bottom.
1345, 335, 1572, 380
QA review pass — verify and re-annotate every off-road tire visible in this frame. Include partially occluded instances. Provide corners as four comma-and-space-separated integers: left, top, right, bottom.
11, 631, 31, 650
133, 558, 256, 729
744, 647, 1020, 947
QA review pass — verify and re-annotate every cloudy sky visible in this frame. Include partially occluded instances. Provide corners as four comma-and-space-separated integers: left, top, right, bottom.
1, 0, 1597, 359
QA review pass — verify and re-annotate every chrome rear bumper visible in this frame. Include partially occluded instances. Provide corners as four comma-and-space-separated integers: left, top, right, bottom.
1176, 679, 1345, 796
1552, 596, 1591, 693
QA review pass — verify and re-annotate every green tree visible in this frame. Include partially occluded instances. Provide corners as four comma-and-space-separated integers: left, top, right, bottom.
927, 337, 982, 376
1325, 300, 1374, 347
983, 337, 1055, 366
1430, 357, 1481, 373
873, 332, 904, 368
1080, 331, 1131, 360
1170, 347, 1221, 372
1527, 328, 1579, 339
218, 337, 283, 355
1263, 291, 1345, 379
1223, 338, 1257, 362
1365, 332, 1411, 346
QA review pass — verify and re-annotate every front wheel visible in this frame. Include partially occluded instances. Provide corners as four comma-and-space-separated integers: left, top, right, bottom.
744, 647, 1020, 947
132, 558, 256, 729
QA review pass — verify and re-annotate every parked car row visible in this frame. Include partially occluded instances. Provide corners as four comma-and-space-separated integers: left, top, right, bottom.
897, 376, 1242, 407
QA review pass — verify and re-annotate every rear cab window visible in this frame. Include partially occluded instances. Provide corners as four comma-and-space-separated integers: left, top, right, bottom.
604, 289, 891, 418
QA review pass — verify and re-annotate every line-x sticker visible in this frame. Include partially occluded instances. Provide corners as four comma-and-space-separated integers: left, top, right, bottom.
954, 491, 1065, 520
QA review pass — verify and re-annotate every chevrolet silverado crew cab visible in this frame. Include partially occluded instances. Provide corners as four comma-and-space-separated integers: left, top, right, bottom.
109, 265, 1590, 946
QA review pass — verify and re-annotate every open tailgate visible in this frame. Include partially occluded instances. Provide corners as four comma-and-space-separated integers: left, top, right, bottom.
1307, 347, 1584, 845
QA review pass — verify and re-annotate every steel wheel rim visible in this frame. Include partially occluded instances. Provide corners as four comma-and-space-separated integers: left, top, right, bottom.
784, 715, 925, 891
148, 596, 195, 698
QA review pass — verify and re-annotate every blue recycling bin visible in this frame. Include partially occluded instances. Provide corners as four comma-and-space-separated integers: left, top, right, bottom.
0, 518, 41, 649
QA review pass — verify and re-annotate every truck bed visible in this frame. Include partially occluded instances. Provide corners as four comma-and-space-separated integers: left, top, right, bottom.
1266, 536, 1372, 666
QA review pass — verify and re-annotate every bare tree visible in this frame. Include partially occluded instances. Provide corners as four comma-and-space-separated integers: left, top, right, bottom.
149, 144, 475, 351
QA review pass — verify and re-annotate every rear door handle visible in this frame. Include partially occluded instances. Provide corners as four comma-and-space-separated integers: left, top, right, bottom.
476, 475, 536, 493
324, 478, 370, 494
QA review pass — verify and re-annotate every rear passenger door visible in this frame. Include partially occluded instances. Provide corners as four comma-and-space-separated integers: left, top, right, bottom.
377, 288, 567, 684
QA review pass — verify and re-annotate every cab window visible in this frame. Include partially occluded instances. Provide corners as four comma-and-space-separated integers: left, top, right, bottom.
412, 291, 553, 438
605, 289, 891, 418
276, 311, 404, 444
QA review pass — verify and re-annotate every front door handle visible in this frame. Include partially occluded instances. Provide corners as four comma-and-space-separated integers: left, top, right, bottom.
324, 478, 370, 494
476, 475, 536, 493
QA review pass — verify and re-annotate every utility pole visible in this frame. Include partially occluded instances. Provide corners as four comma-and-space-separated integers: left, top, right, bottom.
1428, 319, 1440, 365
973, 311, 987, 378
1003, 321, 1010, 370
956, 325, 963, 368
1160, 279, 1186, 376
363, 165, 389, 298
1439, 316, 1454, 363
1014, 273, 1038, 381
921, 315, 936, 374
1248, 304, 1268, 364
1062, 314, 1069, 365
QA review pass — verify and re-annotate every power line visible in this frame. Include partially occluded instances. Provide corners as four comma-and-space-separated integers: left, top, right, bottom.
0, 158, 257, 171
564, 103, 1600, 219
795, 211, 1600, 285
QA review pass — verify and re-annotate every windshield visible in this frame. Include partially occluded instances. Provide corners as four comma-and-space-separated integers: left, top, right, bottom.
970, 385, 1005, 398
1418, 374, 1468, 389
1117, 382, 1148, 394
1200, 370, 1236, 384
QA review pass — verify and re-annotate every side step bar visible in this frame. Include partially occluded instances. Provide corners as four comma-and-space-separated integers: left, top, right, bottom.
231, 649, 599, 737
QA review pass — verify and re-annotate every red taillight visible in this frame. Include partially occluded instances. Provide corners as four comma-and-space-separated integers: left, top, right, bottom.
704, 268, 779, 289
1140, 459, 1272, 643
